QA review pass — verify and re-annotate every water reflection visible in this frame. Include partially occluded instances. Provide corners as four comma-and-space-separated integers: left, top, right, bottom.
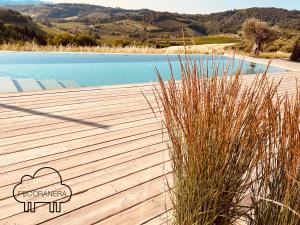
244, 62, 259, 74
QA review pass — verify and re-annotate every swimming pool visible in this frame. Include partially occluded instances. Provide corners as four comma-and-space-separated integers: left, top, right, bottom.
0, 52, 285, 87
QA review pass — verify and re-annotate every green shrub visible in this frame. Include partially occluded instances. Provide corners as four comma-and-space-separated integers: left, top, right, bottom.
233, 40, 252, 52
74, 34, 97, 46
48, 33, 75, 46
112, 39, 131, 47
290, 38, 300, 61
265, 38, 285, 52
48, 33, 97, 47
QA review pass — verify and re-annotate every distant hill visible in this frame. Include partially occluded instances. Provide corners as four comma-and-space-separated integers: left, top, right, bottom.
0, 7, 46, 44
1, 4, 299, 48
197, 7, 300, 33
10, 4, 300, 36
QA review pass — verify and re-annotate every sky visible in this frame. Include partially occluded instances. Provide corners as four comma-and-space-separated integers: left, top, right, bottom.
47, 0, 300, 14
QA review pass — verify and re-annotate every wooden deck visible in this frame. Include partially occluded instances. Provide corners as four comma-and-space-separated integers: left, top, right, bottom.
0, 70, 299, 225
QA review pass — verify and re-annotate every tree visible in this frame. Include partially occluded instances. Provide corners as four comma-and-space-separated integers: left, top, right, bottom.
242, 18, 278, 55
290, 38, 300, 62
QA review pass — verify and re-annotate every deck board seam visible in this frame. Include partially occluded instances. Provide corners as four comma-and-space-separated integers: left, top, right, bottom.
0, 91, 156, 111
0, 129, 165, 174
0, 123, 164, 170
92, 192, 168, 225
1, 161, 172, 221
0, 96, 156, 118
0, 106, 160, 137
37, 170, 172, 225
0, 89, 157, 105
0, 108, 160, 143
0, 138, 168, 187
0, 148, 170, 202
0, 83, 157, 99
0, 117, 161, 156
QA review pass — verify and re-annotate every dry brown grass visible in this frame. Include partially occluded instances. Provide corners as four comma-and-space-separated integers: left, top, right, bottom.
149, 55, 300, 224
249, 89, 300, 225
0, 42, 227, 55
256, 51, 291, 59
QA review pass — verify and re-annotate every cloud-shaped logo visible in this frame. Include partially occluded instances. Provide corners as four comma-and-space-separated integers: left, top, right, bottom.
13, 167, 72, 213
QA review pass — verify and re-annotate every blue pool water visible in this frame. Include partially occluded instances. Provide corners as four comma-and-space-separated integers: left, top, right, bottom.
0, 52, 285, 87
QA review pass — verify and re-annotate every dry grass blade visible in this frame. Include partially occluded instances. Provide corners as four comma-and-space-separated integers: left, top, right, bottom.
150, 54, 271, 224
249, 88, 300, 225
148, 53, 299, 225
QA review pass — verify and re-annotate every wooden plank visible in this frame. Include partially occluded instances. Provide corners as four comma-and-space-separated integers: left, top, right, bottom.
0, 89, 155, 111
98, 193, 171, 225
0, 70, 298, 224
0, 114, 161, 157
0, 95, 156, 119
0, 124, 163, 174
0, 109, 160, 147
0, 150, 171, 219
39, 173, 172, 225
0, 104, 159, 138
0, 135, 168, 191
142, 211, 170, 225
0, 118, 162, 166
0, 164, 172, 224
0, 83, 157, 106
0, 99, 159, 131
0, 81, 157, 99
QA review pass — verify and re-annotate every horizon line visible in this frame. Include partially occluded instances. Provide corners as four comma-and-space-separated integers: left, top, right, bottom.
1, 1, 298, 15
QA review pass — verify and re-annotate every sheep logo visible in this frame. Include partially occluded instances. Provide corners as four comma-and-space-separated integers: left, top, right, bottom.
13, 167, 72, 213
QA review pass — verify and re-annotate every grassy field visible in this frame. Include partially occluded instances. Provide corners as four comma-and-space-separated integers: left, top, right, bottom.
192, 35, 241, 45
147, 37, 193, 47
52, 22, 87, 30
37, 23, 66, 35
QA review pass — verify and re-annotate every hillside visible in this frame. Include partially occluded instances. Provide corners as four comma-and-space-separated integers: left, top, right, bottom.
197, 8, 300, 33
1, 3, 299, 50
0, 7, 46, 44
10, 4, 300, 37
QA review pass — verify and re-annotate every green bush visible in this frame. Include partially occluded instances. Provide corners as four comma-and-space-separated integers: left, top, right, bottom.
48, 33, 75, 46
74, 34, 97, 46
264, 37, 296, 53
234, 40, 252, 52
265, 38, 285, 52
48, 33, 97, 47
290, 38, 300, 61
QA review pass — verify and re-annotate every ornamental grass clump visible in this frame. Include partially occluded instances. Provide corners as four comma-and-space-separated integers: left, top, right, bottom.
249, 90, 300, 225
151, 55, 299, 224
